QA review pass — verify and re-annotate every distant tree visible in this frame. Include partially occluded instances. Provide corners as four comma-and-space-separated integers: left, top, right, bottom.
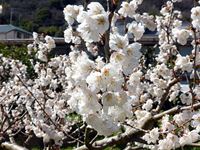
38, 26, 63, 36
49, 0, 63, 9
34, 8, 52, 25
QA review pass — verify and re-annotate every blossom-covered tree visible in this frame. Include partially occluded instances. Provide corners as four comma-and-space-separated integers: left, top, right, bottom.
0, 0, 200, 150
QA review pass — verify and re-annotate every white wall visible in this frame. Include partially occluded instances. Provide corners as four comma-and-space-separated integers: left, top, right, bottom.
0, 31, 15, 39
0, 33, 6, 39
6, 31, 15, 39
0, 31, 32, 39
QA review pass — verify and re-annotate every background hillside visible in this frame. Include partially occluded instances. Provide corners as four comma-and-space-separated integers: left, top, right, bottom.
0, 0, 192, 36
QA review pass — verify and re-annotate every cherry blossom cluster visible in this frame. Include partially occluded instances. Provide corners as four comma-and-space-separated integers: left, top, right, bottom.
0, 35, 77, 147
63, 0, 200, 149
0, 0, 200, 149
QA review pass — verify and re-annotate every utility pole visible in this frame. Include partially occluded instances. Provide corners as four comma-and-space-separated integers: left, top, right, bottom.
9, 8, 24, 25
10, 8, 13, 24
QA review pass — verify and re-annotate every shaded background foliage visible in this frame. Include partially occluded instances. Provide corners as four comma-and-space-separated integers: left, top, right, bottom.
0, 43, 36, 78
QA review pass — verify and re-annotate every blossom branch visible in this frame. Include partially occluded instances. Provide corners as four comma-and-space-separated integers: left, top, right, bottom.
76, 101, 200, 150
83, 0, 89, 11
154, 77, 181, 113
16, 75, 84, 144
75, 118, 151, 150
153, 101, 200, 120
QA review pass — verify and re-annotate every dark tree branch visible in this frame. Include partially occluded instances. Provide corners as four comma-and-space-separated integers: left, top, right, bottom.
154, 77, 180, 113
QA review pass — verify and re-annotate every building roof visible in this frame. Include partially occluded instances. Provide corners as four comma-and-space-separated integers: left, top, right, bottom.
0, 24, 32, 35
